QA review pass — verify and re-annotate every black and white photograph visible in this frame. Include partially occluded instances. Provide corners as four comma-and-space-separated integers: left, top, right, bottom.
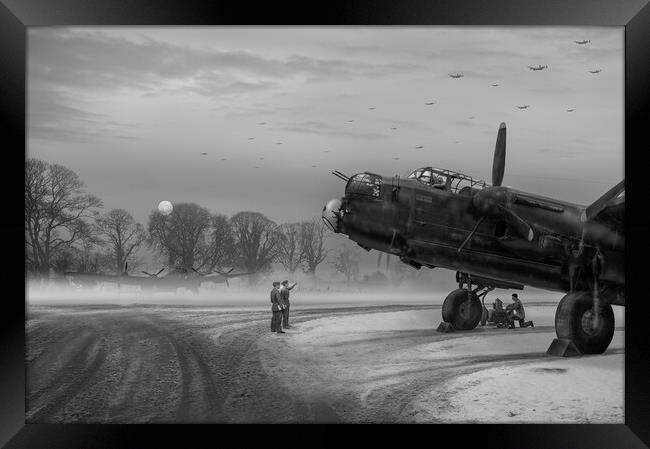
25, 26, 625, 424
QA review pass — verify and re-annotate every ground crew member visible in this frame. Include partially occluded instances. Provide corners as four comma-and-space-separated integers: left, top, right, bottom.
270, 281, 285, 333
506, 293, 534, 328
280, 280, 297, 328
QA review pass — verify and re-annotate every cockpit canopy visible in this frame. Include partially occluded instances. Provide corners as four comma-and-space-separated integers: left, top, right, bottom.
407, 166, 488, 194
345, 172, 382, 198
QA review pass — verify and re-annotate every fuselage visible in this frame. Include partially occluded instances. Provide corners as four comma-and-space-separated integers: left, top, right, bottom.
324, 170, 624, 303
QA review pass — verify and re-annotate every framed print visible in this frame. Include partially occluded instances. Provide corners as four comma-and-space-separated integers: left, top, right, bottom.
3, 0, 650, 447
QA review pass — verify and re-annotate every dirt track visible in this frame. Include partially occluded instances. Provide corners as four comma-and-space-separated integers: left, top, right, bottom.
26, 304, 624, 423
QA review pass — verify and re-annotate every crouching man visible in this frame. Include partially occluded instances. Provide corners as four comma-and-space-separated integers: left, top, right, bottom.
506, 293, 534, 329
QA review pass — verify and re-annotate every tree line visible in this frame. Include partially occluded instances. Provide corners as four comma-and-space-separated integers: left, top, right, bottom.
25, 158, 334, 282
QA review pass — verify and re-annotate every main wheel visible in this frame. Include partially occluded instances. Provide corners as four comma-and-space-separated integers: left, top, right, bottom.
442, 288, 482, 330
555, 291, 615, 354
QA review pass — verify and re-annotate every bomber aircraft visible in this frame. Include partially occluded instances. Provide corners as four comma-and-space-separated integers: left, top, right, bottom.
448, 73, 464, 78
65, 263, 255, 293
575, 40, 591, 44
589, 69, 602, 74
323, 123, 624, 355
528, 65, 548, 71
516, 105, 530, 109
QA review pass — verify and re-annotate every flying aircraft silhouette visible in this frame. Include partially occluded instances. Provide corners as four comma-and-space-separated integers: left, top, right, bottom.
200, 152, 208, 155
589, 69, 602, 74
468, 116, 475, 119
258, 122, 266, 125
528, 65, 548, 71
575, 40, 591, 44
516, 105, 530, 109
415, 146, 424, 149
392, 157, 400, 160
347, 120, 355, 123
567, 109, 575, 112
425, 102, 436, 105
275, 142, 283, 145
248, 137, 255, 140
368, 107, 376, 110
449, 73, 464, 78
491, 83, 500, 87
390, 127, 398, 130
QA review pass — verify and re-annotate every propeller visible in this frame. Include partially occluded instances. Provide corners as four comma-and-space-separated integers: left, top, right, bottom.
492, 122, 506, 186
468, 123, 535, 243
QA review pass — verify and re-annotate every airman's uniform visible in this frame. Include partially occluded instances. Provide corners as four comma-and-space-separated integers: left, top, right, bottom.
270, 285, 284, 333
280, 281, 296, 328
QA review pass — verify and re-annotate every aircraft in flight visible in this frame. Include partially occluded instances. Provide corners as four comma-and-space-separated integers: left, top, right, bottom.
425, 102, 436, 105
449, 73, 464, 78
516, 105, 530, 109
567, 109, 575, 112
575, 40, 591, 44
589, 69, 602, 74
528, 65, 548, 71
322, 122, 624, 355
491, 84, 500, 87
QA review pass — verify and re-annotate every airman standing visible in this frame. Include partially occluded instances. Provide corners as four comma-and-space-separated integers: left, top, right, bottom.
280, 280, 297, 328
270, 281, 285, 333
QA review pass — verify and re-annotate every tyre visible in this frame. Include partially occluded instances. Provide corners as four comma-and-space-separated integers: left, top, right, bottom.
442, 288, 482, 330
555, 292, 615, 354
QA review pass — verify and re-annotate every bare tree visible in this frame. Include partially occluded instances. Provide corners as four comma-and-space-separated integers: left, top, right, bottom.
147, 203, 211, 271
332, 244, 360, 285
96, 209, 146, 273
300, 218, 329, 275
25, 158, 102, 277
230, 211, 279, 281
205, 213, 236, 271
276, 222, 304, 274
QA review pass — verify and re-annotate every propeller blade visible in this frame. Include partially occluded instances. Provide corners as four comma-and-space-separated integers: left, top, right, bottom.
581, 179, 625, 222
497, 205, 534, 241
492, 122, 507, 187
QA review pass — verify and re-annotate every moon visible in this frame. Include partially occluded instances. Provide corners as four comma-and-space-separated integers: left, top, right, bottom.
158, 200, 173, 216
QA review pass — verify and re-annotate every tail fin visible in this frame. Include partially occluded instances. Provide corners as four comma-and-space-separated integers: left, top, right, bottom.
581, 179, 625, 222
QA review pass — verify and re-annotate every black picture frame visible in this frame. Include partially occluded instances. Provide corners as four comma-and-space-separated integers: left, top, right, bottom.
3, 1, 649, 447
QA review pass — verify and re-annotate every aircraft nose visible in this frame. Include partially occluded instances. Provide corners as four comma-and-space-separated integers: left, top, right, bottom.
322, 198, 343, 232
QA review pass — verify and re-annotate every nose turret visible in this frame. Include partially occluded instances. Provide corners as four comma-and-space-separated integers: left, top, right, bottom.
322, 198, 343, 232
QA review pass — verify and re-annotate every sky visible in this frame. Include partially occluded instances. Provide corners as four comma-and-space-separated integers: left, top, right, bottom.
27, 26, 623, 229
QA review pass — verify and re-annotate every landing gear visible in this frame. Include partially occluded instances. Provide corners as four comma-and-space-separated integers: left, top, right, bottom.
442, 288, 482, 330
554, 291, 615, 354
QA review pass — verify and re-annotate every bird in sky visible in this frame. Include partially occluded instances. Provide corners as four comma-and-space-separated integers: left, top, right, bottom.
415, 146, 424, 149
516, 105, 530, 109
589, 69, 602, 74
575, 40, 591, 44
567, 108, 575, 112
425, 102, 436, 105
528, 65, 548, 71
491, 83, 500, 87
449, 73, 464, 78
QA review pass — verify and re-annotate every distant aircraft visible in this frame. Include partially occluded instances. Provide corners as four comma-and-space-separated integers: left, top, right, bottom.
259, 157, 265, 160
392, 157, 400, 160
200, 152, 208, 155
491, 83, 500, 87
575, 40, 591, 44
415, 146, 424, 149
248, 137, 255, 140
220, 158, 227, 161
567, 108, 575, 112
368, 107, 376, 110
347, 120, 355, 123
425, 102, 436, 105
528, 65, 548, 71
589, 69, 602, 74
258, 122, 266, 125
516, 105, 530, 109
390, 127, 398, 130
312, 165, 318, 167
323, 150, 330, 153
449, 73, 464, 78
468, 116, 475, 119
275, 142, 283, 145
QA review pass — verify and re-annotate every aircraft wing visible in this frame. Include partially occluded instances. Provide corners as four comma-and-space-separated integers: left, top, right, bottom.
581, 180, 624, 232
